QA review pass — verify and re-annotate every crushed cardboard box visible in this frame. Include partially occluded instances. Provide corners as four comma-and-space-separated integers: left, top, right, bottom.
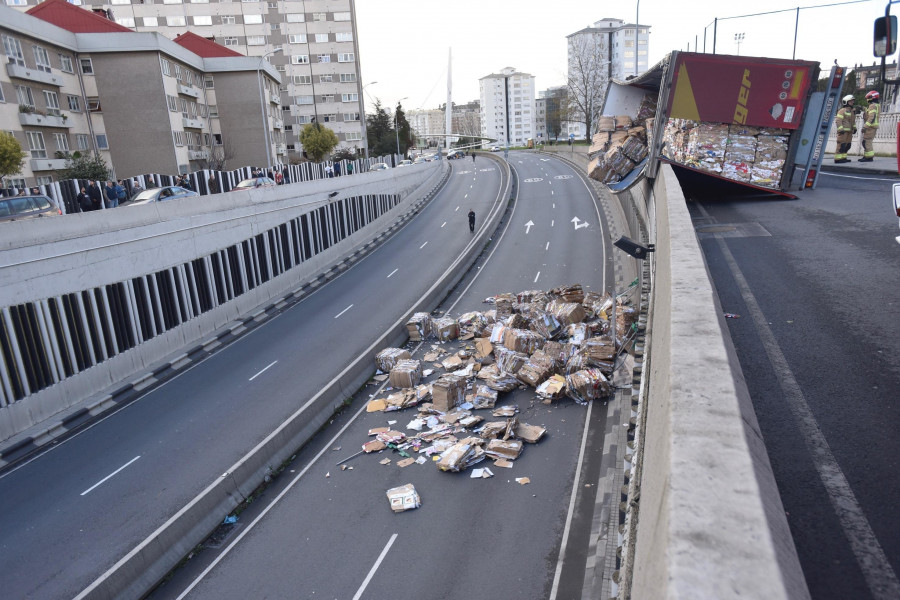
386, 484, 420, 512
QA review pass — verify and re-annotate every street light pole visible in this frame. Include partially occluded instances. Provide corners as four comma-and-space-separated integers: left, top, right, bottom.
257, 47, 282, 170
395, 96, 408, 161
635, 0, 640, 76
734, 32, 745, 56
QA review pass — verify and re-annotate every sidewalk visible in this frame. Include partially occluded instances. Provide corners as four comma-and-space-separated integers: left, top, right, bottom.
821, 153, 899, 177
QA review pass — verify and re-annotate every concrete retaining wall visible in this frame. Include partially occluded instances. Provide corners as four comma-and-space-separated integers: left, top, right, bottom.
630, 164, 809, 599
0, 164, 444, 440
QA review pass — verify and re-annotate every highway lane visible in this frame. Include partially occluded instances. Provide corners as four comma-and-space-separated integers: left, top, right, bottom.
0, 160, 507, 599
151, 151, 617, 600
688, 170, 900, 600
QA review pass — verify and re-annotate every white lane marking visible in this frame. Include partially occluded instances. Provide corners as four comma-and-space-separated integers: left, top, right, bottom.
352, 533, 399, 600
455, 206, 460, 211
553, 203, 556, 209
387, 268, 398, 278
334, 304, 353, 319
81, 456, 141, 496
534, 271, 541, 283
465, 194, 468, 198
552, 190, 555, 195
419, 241, 428, 249
249, 360, 278, 382
549, 402, 595, 598
441, 221, 447, 228
698, 203, 900, 600
545, 242, 550, 251
551, 220, 555, 227
820, 172, 899, 182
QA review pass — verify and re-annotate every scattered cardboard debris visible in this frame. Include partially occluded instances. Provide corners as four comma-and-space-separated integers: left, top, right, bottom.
516, 477, 531, 485
397, 457, 415, 468
386, 484, 421, 512
380, 458, 392, 465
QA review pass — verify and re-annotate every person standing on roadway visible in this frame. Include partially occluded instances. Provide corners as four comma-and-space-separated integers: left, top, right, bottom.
472, 152, 476, 164
859, 90, 880, 162
468, 208, 475, 232
833, 95, 855, 164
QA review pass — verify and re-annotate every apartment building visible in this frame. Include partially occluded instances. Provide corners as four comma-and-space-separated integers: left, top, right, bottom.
539, 86, 567, 142
0, 0, 280, 185
479, 67, 536, 148
451, 100, 481, 142
10, 0, 367, 158
565, 18, 650, 139
408, 101, 481, 148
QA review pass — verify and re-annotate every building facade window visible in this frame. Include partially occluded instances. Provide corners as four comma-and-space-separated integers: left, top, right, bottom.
32, 46, 52, 72
345, 131, 361, 141
245, 14, 263, 24
87, 96, 101, 111
317, 54, 331, 63
336, 32, 353, 42
315, 33, 328, 43
321, 94, 334, 103
334, 12, 351, 21
343, 112, 359, 121
337, 53, 354, 63
143, 16, 158, 27
341, 93, 358, 102
291, 54, 309, 64
313, 12, 326, 21
67, 95, 81, 111
322, 114, 336, 122
247, 36, 266, 45
220, 15, 235, 24
80, 58, 93, 74
95, 134, 108, 149
295, 95, 314, 104
43, 91, 60, 115
27, 131, 46, 158
339, 73, 356, 83
16, 85, 34, 107
75, 134, 90, 150
54, 132, 69, 152
59, 54, 73, 73
116, 17, 135, 27
224, 37, 239, 46
286, 13, 304, 22
288, 34, 307, 44
292, 75, 311, 84
193, 15, 212, 26
319, 74, 332, 83
166, 16, 186, 26
2, 35, 24, 67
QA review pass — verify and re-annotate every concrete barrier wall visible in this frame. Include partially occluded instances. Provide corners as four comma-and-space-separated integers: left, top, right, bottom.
74, 154, 512, 600
0, 164, 445, 439
630, 164, 809, 599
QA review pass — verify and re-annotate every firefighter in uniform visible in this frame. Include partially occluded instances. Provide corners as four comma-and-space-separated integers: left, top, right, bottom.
859, 90, 880, 162
834, 95, 855, 163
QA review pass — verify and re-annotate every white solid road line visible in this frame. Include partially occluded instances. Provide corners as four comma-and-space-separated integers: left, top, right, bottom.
464, 194, 468, 198
441, 221, 447, 228
81, 456, 141, 496
455, 206, 460, 211
387, 268, 398, 278
249, 360, 278, 382
419, 241, 428, 249
334, 304, 353, 319
546, 242, 550, 251
698, 203, 900, 600
534, 271, 541, 283
352, 533, 399, 600
551, 220, 555, 227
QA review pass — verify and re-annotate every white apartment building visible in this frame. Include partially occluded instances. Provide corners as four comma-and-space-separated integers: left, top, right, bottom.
566, 18, 650, 139
407, 108, 444, 148
479, 67, 536, 148
10, 0, 367, 159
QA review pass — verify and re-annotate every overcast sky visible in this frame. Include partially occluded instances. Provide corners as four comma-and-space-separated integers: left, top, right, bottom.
355, 0, 888, 112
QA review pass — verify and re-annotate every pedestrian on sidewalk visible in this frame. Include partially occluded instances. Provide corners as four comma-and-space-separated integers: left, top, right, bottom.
834, 95, 855, 164
859, 90, 880, 162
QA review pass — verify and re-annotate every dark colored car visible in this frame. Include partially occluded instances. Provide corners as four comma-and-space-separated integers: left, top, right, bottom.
0, 194, 62, 222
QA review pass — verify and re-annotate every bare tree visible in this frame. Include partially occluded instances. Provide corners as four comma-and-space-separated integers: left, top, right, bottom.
198, 138, 236, 171
566, 35, 610, 140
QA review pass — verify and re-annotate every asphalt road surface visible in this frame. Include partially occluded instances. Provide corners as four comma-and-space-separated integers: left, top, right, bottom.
688, 169, 900, 600
0, 160, 508, 599
148, 152, 618, 600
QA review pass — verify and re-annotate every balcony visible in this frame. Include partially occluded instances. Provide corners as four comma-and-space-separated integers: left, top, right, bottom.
188, 149, 209, 160
178, 84, 201, 99
19, 111, 71, 129
7, 63, 64, 87
30, 158, 68, 171
182, 116, 204, 129
270, 91, 280, 104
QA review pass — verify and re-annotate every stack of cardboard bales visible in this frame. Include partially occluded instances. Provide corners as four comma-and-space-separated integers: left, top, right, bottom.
406, 312, 432, 341
588, 94, 657, 184
376, 348, 411, 373
432, 373, 466, 412
389, 359, 422, 388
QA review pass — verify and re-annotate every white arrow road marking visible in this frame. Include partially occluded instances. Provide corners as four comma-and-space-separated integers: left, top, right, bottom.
249, 360, 278, 381
387, 268, 398, 278
525, 220, 534, 234
571, 217, 589, 230
334, 304, 353, 319
81, 456, 141, 496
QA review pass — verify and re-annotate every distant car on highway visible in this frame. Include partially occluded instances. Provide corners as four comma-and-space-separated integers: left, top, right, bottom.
125, 186, 199, 206
489, 146, 501, 152
413, 157, 428, 164
447, 150, 465, 160
234, 176, 276, 190
0, 194, 62, 222
370, 162, 390, 171
397, 160, 413, 167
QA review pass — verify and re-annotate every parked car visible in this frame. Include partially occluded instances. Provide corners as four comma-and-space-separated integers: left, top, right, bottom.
0, 194, 62, 222
370, 162, 390, 171
126, 186, 200, 206
397, 160, 413, 167
413, 157, 428, 164
447, 150, 465, 160
234, 176, 277, 190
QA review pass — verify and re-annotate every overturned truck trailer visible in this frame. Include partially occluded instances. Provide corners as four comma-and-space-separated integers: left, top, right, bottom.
592, 51, 822, 197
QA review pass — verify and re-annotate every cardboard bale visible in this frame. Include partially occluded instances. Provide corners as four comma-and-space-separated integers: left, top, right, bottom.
547, 299, 586, 326
458, 311, 490, 336
615, 115, 633, 129
589, 156, 618, 183
484, 439, 524, 461
505, 313, 530, 329
437, 438, 483, 472
597, 116, 616, 132
541, 340, 576, 369
496, 347, 528, 374
620, 136, 648, 163
610, 130, 629, 146
517, 352, 555, 387
494, 293, 515, 319
607, 148, 637, 177
528, 309, 563, 339
471, 384, 499, 409
406, 312, 432, 341
489, 323, 508, 345
432, 374, 467, 412
517, 289, 549, 305
589, 132, 610, 155
549, 283, 584, 303
686, 122, 728, 174
433, 316, 459, 341
536, 374, 567, 401
386, 483, 421, 512
729, 124, 761, 137
390, 359, 422, 388
566, 368, 612, 402
636, 94, 658, 122
627, 125, 647, 141
477, 421, 509, 439
376, 348, 411, 373
749, 160, 783, 189
722, 160, 752, 182
583, 336, 616, 363
476, 364, 520, 392
502, 328, 545, 355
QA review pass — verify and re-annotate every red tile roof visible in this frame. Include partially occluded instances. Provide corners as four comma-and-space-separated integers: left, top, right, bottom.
173, 32, 243, 58
27, 0, 134, 33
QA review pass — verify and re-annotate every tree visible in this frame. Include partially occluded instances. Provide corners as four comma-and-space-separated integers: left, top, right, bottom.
198, 139, 236, 171
395, 102, 413, 157
566, 35, 610, 140
0, 132, 27, 186
298, 122, 339, 162
366, 100, 396, 157
56, 152, 110, 181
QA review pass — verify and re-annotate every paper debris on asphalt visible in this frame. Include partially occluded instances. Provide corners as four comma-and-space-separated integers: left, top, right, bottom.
471, 467, 495, 478
379, 458, 392, 465
397, 457, 415, 468
516, 477, 531, 485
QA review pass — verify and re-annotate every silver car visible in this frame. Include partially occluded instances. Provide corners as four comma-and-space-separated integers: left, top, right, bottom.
126, 186, 200, 206
0, 194, 62, 222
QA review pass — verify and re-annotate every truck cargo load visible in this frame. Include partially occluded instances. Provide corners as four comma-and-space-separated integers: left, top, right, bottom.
597, 51, 822, 196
